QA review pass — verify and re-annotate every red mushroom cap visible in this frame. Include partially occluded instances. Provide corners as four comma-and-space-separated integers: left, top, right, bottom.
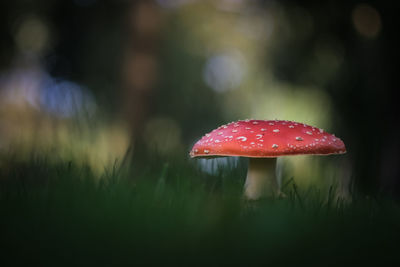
190, 119, 346, 158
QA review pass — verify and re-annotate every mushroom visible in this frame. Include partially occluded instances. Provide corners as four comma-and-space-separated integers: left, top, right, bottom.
190, 120, 346, 200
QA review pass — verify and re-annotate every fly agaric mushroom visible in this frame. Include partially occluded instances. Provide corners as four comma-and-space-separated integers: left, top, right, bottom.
190, 119, 346, 200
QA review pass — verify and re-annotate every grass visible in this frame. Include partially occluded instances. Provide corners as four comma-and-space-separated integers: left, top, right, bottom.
1, 155, 400, 266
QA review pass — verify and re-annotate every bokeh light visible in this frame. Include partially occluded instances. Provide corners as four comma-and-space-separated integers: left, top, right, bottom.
203, 50, 246, 93
40, 79, 96, 118
352, 3, 382, 38
14, 16, 50, 55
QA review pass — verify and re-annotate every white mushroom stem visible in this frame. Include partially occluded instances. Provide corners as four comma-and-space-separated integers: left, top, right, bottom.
244, 158, 279, 200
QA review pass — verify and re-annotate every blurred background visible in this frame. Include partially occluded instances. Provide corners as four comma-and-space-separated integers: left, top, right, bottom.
0, 0, 398, 196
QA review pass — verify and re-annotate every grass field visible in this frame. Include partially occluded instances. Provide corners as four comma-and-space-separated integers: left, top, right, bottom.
1, 154, 399, 266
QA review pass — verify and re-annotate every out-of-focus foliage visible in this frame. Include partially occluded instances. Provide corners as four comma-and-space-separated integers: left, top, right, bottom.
0, 0, 398, 195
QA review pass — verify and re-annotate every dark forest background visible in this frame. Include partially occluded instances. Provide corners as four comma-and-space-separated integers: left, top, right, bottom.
1, 0, 399, 196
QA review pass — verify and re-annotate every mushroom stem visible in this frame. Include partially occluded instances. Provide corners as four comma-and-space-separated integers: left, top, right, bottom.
244, 158, 279, 200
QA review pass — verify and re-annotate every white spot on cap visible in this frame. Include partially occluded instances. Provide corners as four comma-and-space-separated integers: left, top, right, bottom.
256, 134, 263, 139
273, 129, 280, 133
252, 121, 259, 124
218, 132, 223, 135
261, 128, 266, 131
214, 140, 220, 143
204, 150, 209, 154
206, 134, 211, 137
250, 142, 255, 145
272, 144, 278, 148
236, 136, 247, 142
245, 127, 251, 130
288, 125, 294, 128
296, 137, 303, 141
194, 149, 198, 153
306, 131, 313, 135
269, 123, 274, 125
319, 129, 324, 133
232, 129, 238, 133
